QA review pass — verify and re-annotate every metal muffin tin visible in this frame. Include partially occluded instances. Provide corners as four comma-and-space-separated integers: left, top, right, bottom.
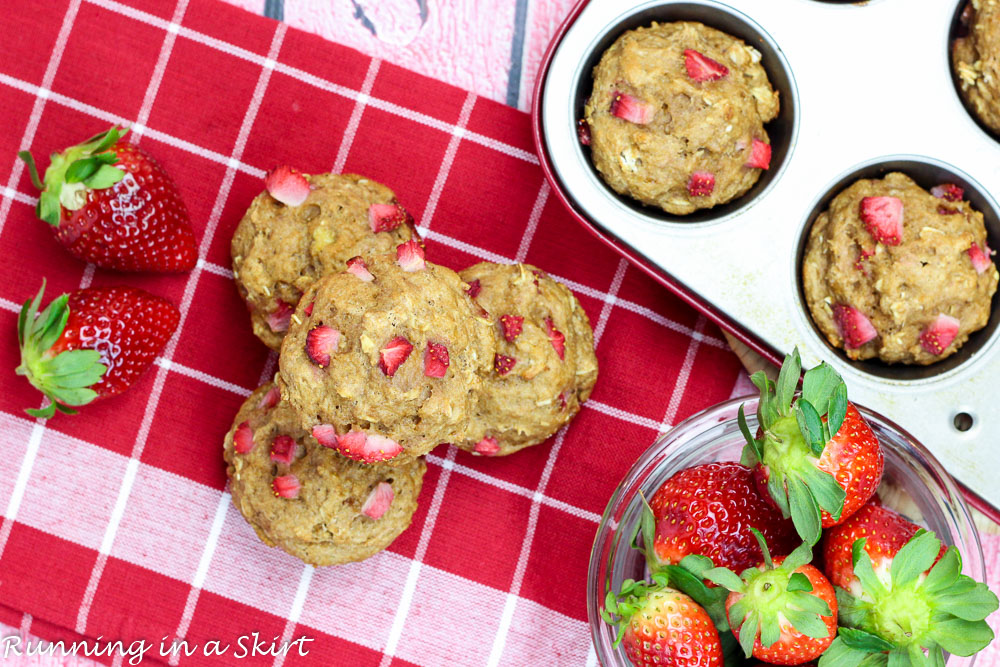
533, 0, 1000, 518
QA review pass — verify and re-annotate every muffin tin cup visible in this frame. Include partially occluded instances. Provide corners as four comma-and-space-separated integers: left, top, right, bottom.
533, 0, 1000, 520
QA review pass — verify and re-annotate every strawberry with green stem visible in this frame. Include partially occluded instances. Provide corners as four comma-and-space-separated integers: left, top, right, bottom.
740, 348, 883, 545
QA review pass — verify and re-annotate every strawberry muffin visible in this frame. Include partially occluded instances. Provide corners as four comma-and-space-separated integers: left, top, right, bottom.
953, 1, 1000, 135
232, 172, 419, 350
224, 382, 426, 566
582, 21, 779, 215
456, 263, 598, 456
278, 248, 497, 464
803, 173, 998, 365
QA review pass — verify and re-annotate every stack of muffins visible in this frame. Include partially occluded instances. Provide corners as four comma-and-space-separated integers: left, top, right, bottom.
224, 170, 599, 565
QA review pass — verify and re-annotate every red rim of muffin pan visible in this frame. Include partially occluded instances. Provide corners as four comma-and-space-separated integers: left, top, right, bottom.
531, 0, 1000, 521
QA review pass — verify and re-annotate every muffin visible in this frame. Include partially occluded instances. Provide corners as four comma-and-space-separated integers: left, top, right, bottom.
803, 172, 997, 365
953, 0, 1000, 135
583, 21, 779, 215
223, 382, 426, 566
232, 173, 419, 350
456, 263, 598, 456
278, 248, 497, 464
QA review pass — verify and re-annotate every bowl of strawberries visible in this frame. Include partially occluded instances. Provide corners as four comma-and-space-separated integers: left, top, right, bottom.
590, 349, 997, 666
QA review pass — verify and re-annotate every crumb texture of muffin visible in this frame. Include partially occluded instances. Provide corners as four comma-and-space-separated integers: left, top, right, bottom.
803, 172, 998, 365
232, 173, 418, 350
223, 383, 426, 566
953, 0, 1000, 135
584, 21, 779, 215
456, 263, 598, 456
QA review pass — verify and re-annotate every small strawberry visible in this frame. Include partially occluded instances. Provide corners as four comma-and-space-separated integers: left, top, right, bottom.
688, 171, 715, 197
16, 280, 180, 418
820, 510, 997, 667
832, 304, 878, 349
968, 242, 993, 274
499, 314, 523, 342
609, 91, 656, 125
306, 326, 340, 367
684, 49, 729, 82
740, 349, 883, 545
234, 420, 255, 454
424, 342, 450, 378
494, 354, 516, 376
859, 196, 903, 246
346, 255, 375, 282
465, 279, 482, 298
312, 427, 402, 463
272, 475, 300, 499
303, 302, 315, 317
544, 317, 565, 359
361, 482, 394, 519
396, 240, 425, 271
257, 384, 281, 410
930, 183, 963, 201
379, 336, 413, 376
19, 126, 197, 272
919, 314, 960, 356
745, 139, 771, 170
706, 531, 837, 664
266, 299, 294, 333
269, 434, 297, 464
474, 436, 499, 456
265, 165, 310, 206
368, 202, 411, 233
576, 119, 592, 146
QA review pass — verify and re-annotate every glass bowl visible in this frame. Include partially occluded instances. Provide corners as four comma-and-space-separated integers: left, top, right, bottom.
587, 396, 985, 665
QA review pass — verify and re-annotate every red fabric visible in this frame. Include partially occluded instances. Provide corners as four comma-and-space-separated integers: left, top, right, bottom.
0, 0, 745, 664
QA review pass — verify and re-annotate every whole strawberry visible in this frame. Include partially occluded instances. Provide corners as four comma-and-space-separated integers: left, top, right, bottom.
18, 126, 197, 272
648, 461, 798, 573
740, 348, 883, 544
602, 573, 723, 667
819, 511, 997, 666
16, 280, 180, 418
706, 530, 837, 665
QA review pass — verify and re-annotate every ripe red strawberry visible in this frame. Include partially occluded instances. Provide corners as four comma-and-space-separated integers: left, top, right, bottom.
822, 505, 997, 664
544, 317, 565, 359
740, 349, 883, 545
257, 384, 281, 410
494, 353, 516, 376
499, 314, 523, 342
234, 420, 255, 454
707, 531, 836, 664
306, 326, 340, 367
16, 280, 180, 418
19, 126, 197, 272
361, 482, 394, 519
346, 255, 375, 282
930, 183, 963, 201
312, 426, 403, 463
272, 475, 300, 498
379, 336, 413, 376
465, 279, 482, 298
609, 91, 656, 124
576, 118, 592, 145
688, 171, 715, 197
684, 49, 729, 82
396, 240, 425, 271
424, 342, 450, 378
368, 201, 411, 233
265, 166, 310, 206
919, 314, 960, 356
968, 242, 993, 274
745, 139, 771, 170
266, 299, 294, 333
603, 575, 723, 667
859, 196, 903, 245
832, 304, 878, 349
269, 434, 297, 464
648, 461, 797, 573
474, 436, 499, 456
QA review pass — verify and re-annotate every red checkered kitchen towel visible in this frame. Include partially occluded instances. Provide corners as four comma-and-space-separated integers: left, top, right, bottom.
0, 1, 984, 666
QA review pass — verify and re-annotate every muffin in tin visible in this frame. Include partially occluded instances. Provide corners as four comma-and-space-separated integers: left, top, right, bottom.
803, 172, 998, 365
953, 0, 1000, 136
583, 21, 779, 215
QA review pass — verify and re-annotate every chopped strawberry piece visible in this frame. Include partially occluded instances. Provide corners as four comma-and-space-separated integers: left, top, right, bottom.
474, 436, 500, 456
860, 196, 904, 245
396, 240, 425, 272
576, 119, 592, 145
379, 336, 413, 376
233, 420, 255, 454
335, 431, 402, 464
346, 256, 375, 282
361, 482, 395, 519
270, 434, 297, 464
265, 166, 310, 206
609, 91, 655, 125
499, 314, 524, 342
303, 301, 314, 316
257, 384, 281, 410
745, 138, 771, 169
832, 304, 878, 349
494, 354, 516, 376
687, 171, 715, 197
684, 49, 729, 82
931, 183, 964, 202
368, 202, 409, 233
920, 314, 961, 355
544, 317, 566, 360
465, 279, 482, 298
266, 299, 293, 333
272, 474, 300, 498
968, 243, 993, 274
306, 325, 340, 367
424, 342, 449, 378
938, 206, 959, 215
312, 424, 338, 448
